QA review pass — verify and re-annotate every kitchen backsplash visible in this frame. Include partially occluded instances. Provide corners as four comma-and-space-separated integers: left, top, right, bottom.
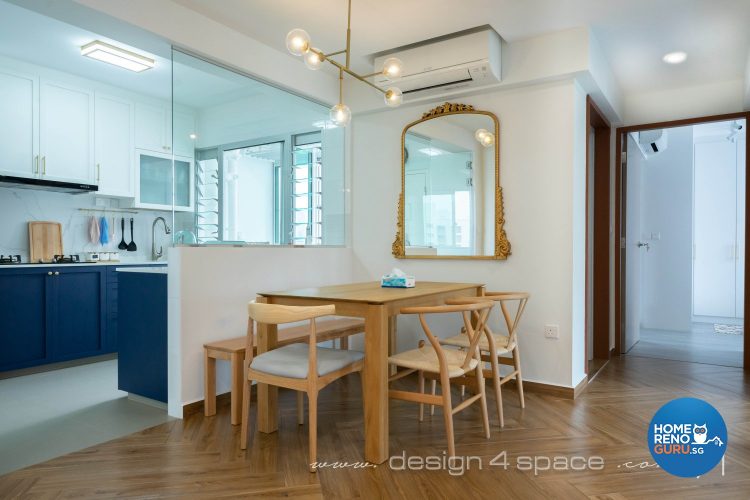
0, 187, 193, 262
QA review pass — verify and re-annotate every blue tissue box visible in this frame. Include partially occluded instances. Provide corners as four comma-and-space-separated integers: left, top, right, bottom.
381, 275, 416, 288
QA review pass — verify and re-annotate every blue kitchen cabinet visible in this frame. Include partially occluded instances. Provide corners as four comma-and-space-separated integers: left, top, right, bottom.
117, 270, 167, 403
50, 266, 106, 362
0, 265, 106, 372
0, 263, 165, 373
0, 268, 51, 371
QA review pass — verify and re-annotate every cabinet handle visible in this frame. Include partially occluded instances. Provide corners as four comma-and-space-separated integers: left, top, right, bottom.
34, 155, 39, 174
42, 156, 46, 175
96, 163, 101, 182
47, 271, 52, 276
54, 271, 60, 276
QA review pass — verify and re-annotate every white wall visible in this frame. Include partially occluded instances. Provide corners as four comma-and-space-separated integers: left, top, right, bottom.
0, 187, 183, 262
167, 245, 359, 416
640, 126, 694, 331
352, 79, 584, 388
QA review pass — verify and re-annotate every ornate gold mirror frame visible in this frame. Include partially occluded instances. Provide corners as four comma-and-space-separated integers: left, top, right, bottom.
392, 102, 511, 260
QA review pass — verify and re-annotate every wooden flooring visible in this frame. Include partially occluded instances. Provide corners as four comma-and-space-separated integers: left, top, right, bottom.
1, 356, 749, 499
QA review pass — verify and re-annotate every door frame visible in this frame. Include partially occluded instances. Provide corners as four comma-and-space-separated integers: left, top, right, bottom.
614, 111, 750, 370
585, 96, 612, 374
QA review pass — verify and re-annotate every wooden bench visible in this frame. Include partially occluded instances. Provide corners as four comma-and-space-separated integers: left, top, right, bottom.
204, 317, 365, 424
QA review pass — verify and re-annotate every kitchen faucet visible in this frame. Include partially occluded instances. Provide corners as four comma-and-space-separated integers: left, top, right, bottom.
152, 217, 172, 261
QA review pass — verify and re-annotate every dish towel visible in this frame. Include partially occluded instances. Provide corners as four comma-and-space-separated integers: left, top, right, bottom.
89, 216, 100, 245
99, 216, 109, 245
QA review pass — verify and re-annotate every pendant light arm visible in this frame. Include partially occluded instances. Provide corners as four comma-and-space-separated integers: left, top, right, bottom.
345, 0, 352, 69
339, 68, 343, 103
325, 56, 386, 94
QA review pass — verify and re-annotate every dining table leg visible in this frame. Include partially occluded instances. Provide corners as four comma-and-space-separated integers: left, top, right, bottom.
256, 296, 279, 434
388, 316, 397, 376
364, 303, 389, 464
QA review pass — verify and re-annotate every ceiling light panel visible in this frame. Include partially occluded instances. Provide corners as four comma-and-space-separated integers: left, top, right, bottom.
81, 40, 155, 72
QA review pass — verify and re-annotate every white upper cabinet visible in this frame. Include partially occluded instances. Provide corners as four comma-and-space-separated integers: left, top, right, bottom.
0, 68, 39, 178
173, 110, 196, 158
135, 101, 171, 154
39, 80, 95, 184
95, 93, 134, 197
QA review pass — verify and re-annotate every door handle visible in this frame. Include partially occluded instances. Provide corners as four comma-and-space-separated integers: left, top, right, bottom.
637, 241, 650, 251
96, 163, 101, 182
34, 155, 39, 174
54, 271, 60, 276
47, 271, 52, 276
41, 156, 46, 175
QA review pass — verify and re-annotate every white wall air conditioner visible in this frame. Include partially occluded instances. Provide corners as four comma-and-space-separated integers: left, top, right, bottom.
638, 129, 668, 158
373, 29, 501, 98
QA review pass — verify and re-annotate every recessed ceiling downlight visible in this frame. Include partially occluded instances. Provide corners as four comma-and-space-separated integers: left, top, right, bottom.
662, 51, 687, 65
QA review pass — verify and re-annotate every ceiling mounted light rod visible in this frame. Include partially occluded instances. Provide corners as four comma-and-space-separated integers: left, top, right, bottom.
285, 0, 404, 126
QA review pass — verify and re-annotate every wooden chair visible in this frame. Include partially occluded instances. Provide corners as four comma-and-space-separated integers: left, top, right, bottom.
439, 292, 529, 427
203, 317, 363, 425
240, 303, 364, 472
388, 301, 493, 457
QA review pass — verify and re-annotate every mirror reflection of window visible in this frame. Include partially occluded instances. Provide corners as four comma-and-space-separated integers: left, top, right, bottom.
403, 113, 496, 257
405, 132, 478, 256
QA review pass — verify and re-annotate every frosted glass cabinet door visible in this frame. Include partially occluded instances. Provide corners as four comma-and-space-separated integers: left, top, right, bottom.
136, 150, 193, 211
139, 153, 172, 206
0, 69, 38, 178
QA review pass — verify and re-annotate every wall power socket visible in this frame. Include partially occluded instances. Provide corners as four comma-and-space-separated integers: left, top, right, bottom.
544, 324, 559, 339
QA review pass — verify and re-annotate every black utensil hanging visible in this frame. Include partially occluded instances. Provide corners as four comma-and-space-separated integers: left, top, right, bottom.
118, 218, 128, 250
127, 218, 137, 252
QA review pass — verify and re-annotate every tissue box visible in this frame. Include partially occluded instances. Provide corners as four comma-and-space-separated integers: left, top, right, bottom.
381, 275, 416, 288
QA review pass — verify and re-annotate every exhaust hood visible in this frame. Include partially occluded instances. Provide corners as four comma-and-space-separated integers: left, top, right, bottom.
0, 175, 98, 194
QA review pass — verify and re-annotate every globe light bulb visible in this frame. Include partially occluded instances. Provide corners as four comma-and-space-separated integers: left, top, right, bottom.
475, 129, 489, 142
480, 132, 495, 147
382, 57, 403, 79
304, 48, 324, 70
329, 103, 351, 127
285, 29, 311, 56
384, 87, 403, 107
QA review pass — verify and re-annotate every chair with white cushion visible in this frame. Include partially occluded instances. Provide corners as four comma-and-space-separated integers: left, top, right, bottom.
240, 302, 364, 472
439, 292, 529, 427
388, 300, 493, 457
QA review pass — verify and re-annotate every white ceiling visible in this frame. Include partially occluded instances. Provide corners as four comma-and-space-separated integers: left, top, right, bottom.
0, 0, 172, 100
0, 0, 289, 109
173, 0, 750, 95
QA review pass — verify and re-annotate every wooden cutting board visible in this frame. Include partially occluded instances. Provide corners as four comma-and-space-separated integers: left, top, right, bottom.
28, 221, 63, 263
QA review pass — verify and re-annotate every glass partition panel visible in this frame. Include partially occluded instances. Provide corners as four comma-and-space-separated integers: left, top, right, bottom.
172, 49, 346, 246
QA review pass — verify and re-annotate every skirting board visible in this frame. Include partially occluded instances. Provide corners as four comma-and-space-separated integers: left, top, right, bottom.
184, 376, 588, 416
502, 377, 588, 400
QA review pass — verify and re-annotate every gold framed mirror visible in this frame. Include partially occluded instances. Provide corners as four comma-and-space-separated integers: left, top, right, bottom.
392, 103, 511, 259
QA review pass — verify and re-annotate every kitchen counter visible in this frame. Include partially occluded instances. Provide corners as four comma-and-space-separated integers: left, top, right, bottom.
0, 261, 166, 269
115, 266, 168, 274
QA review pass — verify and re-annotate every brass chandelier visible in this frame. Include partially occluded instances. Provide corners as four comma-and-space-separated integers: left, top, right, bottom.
285, 0, 404, 127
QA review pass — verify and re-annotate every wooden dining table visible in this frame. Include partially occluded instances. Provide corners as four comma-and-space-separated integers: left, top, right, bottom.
256, 281, 485, 464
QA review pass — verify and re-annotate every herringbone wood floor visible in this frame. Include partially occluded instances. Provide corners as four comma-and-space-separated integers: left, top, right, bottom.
1, 355, 749, 499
